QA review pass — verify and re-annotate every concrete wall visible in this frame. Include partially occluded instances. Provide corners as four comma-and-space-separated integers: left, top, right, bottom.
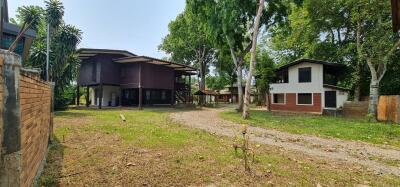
0, 54, 3, 166
270, 62, 324, 94
91, 85, 121, 107
0, 50, 52, 187
323, 87, 349, 109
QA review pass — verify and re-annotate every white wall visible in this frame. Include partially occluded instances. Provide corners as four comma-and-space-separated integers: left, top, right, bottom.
270, 62, 324, 94
90, 86, 121, 107
323, 87, 349, 109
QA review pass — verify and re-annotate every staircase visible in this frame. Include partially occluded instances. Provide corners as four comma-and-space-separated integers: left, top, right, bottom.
175, 83, 192, 104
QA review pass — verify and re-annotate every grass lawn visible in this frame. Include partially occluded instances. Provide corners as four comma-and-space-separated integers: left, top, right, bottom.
220, 110, 400, 147
39, 108, 400, 186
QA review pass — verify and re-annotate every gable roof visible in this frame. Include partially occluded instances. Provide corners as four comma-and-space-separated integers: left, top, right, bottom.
77, 48, 136, 60
77, 48, 196, 74
276, 59, 346, 72
114, 55, 196, 73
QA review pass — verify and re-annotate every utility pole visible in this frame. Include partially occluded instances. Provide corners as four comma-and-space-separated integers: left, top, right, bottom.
46, 23, 50, 81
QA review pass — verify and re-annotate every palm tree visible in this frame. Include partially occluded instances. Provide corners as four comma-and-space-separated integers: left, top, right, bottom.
8, 6, 42, 52
45, 0, 64, 81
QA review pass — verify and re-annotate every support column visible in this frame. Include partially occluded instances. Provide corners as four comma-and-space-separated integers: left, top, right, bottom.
0, 50, 22, 187
119, 88, 122, 107
98, 84, 103, 109
138, 63, 143, 110
76, 85, 80, 106
188, 75, 192, 103
171, 89, 175, 106
138, 87, 143, 110
86, 86, 90, 107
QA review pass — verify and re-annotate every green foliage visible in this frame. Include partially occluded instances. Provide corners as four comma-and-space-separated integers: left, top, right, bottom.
380, 62, 400, 95
206, 74, 230, 91
14, 1, 82, 110
254, 47, 275, 105
15, 5, 43, 30
159, 9, 214, 67
45, 0, 64, 29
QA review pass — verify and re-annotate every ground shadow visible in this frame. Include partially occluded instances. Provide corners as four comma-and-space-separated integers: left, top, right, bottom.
38, 136, 65, 187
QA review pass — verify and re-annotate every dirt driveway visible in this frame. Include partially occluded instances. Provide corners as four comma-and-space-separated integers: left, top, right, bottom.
170, 108, 400, 177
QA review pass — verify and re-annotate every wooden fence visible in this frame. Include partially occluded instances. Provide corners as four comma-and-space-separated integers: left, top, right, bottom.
342, 96, 400, 123
378, 95, 400, 123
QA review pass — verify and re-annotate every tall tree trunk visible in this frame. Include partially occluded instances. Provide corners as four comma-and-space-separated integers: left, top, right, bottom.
199, 60, 206, 106
243, 0, 265, 119
266, 89, 271, 111
8, 21, 31, 52
353, 19, 362, 102
237, 65, 244, 111
366, 58, 381, 120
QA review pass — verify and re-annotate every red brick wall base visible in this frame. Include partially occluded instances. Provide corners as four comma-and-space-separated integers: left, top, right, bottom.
269, 93, 322, 113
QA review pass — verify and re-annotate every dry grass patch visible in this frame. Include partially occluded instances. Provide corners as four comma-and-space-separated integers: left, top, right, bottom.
39, 109, 400, 186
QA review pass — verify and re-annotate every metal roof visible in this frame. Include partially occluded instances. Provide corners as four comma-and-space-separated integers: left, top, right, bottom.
276, 59, 347, 72
77, 48, 136, 60
3, 22, 36, 37
114, 55, 197, 73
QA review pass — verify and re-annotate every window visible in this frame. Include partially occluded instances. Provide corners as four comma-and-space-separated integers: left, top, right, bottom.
161, 91, 167, 100
297, 93, 313, 105
146, 91, 151, 100
273, 94, 285, 104
1, 33, 24, 55
274, 69, 289, 83
298, 67, 311, 83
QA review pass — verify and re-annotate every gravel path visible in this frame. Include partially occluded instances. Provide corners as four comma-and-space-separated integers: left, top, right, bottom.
170, 108, 400, 177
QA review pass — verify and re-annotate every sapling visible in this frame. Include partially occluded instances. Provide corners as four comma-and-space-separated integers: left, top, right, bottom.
233, 124, 255, 173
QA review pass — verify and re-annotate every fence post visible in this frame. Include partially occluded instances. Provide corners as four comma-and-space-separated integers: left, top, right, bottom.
0, 50, 22, 187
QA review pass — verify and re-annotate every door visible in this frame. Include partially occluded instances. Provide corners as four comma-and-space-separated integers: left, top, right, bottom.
325, 91, 337, 108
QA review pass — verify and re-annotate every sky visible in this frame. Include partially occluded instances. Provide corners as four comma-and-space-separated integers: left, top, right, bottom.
8, 0, 186, 58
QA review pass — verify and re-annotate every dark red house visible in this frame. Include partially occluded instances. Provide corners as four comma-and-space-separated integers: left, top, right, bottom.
76, 48, 196, 109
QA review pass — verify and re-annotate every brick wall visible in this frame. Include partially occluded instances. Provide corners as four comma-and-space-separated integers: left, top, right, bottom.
20, 71, 52, 187
270, 93, 322, 113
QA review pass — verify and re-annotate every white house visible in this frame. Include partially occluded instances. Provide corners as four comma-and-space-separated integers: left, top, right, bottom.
269, 59, 350, 114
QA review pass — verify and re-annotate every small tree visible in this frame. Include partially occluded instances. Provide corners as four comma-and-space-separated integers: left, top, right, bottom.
8, 6, 43, 52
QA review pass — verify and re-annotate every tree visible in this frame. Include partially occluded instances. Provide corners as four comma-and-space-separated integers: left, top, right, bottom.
254, 46, 275, 108
188, 0, 289, 112
159, 8, 214, 105
8, 5, 43, 52
45, 0, 64, 81
13, 1, 82, 109
354, 0, 400, 118
243, 0, 265, 119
